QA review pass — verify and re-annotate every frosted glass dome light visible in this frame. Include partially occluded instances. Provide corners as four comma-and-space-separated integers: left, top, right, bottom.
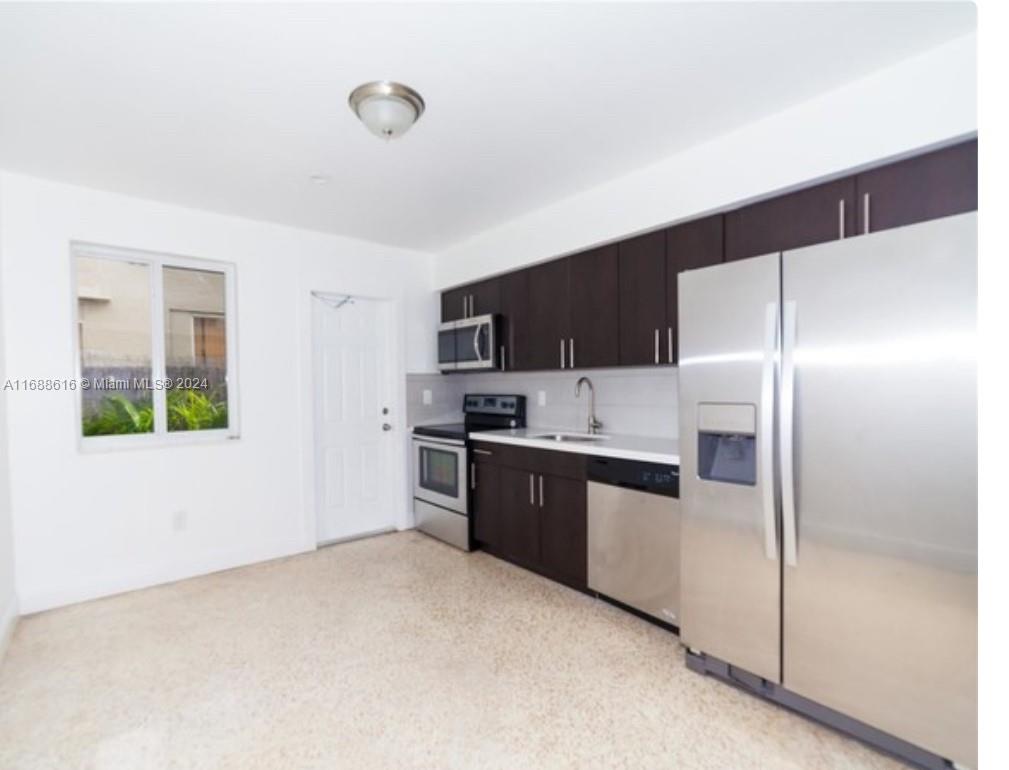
348, 81, 425, 140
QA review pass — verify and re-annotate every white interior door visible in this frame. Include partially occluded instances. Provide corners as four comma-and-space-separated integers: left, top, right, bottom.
313, 294, 397, 544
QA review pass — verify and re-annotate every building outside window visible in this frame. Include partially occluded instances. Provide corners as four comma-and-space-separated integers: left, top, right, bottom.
74, 244, 238, 446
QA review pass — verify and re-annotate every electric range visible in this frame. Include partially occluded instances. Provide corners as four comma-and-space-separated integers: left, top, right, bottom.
411, 394, 526, 550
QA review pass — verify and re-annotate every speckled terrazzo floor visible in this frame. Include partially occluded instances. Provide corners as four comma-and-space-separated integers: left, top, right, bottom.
0, 530, 905, 770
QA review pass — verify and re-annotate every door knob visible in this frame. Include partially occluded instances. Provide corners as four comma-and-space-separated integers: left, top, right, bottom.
382, 423, 393, 431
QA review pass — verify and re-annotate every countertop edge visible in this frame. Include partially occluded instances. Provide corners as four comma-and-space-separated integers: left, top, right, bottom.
469, 431, 680, 466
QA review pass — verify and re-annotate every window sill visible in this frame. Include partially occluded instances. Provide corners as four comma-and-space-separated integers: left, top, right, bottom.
78, 429, 240, 453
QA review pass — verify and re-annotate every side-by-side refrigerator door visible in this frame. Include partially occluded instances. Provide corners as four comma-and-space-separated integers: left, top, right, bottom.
678, 252, 782, 683
780, 212, 977, 768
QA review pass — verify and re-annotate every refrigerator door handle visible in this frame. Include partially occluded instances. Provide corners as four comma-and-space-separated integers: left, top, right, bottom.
760, 302, 779, 561
781, 300, 799, 567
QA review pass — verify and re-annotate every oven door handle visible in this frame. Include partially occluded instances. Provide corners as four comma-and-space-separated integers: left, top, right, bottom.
412, 435, 466, 448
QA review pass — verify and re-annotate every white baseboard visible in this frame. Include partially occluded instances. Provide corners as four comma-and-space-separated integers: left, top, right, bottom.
18, 538, 311, 615
0, 594, 18, 663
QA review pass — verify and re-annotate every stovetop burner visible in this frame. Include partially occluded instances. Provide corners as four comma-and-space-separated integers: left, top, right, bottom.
411, 423, 467, 441
411, 394, 526, 441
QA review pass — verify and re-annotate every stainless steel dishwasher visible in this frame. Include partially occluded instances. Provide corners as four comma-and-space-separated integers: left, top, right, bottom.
587, 456, 680, 627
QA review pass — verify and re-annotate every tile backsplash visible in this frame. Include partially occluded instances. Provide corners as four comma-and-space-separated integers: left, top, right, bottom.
407, 367, 678, 438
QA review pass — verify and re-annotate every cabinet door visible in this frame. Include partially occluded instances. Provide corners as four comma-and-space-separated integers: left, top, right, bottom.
666, 215, 724, 363
856, 139, 977, 235
569, 244, 620, 369
470, 277, 501, 317
724, 177, 856, 263
499, 270, 529, 372
441, 286, 470, 322
525, 259, 571, 371
500, 467, 540, 567
472, 458, 502, 550
539, 474, 587, 588
619, 231, 667, 366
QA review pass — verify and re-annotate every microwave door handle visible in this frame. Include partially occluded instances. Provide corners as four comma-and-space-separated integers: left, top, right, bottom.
473, 324, 483, 361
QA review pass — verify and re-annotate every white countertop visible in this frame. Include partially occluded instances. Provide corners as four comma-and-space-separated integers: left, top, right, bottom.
469, 427, 680, 466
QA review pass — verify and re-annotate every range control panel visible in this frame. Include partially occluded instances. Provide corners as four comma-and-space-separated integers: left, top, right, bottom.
463, 394, 526, 417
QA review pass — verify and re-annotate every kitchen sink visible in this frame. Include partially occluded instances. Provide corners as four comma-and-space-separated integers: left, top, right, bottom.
533, 432, 610, 442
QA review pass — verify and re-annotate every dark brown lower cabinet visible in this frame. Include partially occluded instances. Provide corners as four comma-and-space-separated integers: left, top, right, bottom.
538, 474, 587, 587
499, 466, 541, 567
472, 457, 501, 550
471, 442, 588, 590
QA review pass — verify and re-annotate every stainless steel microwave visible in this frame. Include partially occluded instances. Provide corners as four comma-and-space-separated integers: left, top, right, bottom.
438, 314, 498, 372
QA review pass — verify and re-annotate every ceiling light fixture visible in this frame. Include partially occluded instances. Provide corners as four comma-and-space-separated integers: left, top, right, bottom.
348, 81, 425, 140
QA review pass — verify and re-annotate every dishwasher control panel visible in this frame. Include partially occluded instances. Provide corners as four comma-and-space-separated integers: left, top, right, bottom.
587, 457, 679, 498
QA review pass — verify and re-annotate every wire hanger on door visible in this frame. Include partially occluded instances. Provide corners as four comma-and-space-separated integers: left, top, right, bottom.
311, 291, 355, 310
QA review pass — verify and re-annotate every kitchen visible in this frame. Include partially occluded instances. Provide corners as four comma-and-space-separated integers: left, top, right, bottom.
410, 139, 976, 770
0, 3, 993, 770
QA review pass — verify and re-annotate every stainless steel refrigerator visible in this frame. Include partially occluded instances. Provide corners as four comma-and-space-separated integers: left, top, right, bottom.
677, 212, 976, 770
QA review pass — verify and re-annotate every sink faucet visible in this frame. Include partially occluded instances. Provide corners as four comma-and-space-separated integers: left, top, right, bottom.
575, 377, 603, 435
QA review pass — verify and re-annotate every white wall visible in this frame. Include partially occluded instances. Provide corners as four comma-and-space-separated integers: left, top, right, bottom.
436, 32, 977, 288
0, 187, 18, 650
0, 171, 437, 613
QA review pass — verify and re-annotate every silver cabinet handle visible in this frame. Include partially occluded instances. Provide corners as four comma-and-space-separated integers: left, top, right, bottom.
473, 448, 493, 456
560, 338, 566, 369
838, 199, 845, 239
470, 462, 476, 491
500, 345, 506, 371
780, 300, 798, 567
462, 296, 467, 319
539, 475, 544, 508
654, 328, 660, 364
667, 327, 673, 364
863, 192, 871, 235
529, 473, 535, 505
569, 338, 575, 369
760, 302, 779, 562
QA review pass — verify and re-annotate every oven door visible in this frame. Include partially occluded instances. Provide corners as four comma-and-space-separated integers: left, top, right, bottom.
454, 314, 497, 371
412, 436, 467, 514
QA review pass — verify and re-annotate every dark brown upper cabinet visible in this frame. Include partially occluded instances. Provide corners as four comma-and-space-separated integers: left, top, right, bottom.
524, 258, 571, 371
856, 139, 977, 236
498, 270, 529, 372
618, 230, 667, 367
666, 215, 725, 363
469, 278, 501, 317
568, 244, 620, 369
440, 278, 501, 322
441, 286, 470, 322
440, 140, 976, 371
724, 177, 856, 263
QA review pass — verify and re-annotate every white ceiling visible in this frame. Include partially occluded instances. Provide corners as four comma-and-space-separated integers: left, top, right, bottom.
0, 3, 975, 252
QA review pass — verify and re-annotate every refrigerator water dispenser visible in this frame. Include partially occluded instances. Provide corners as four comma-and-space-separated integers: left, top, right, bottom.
697, 403, 757, 486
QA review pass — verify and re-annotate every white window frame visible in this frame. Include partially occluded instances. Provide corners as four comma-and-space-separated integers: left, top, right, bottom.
71, 242, 240, 451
